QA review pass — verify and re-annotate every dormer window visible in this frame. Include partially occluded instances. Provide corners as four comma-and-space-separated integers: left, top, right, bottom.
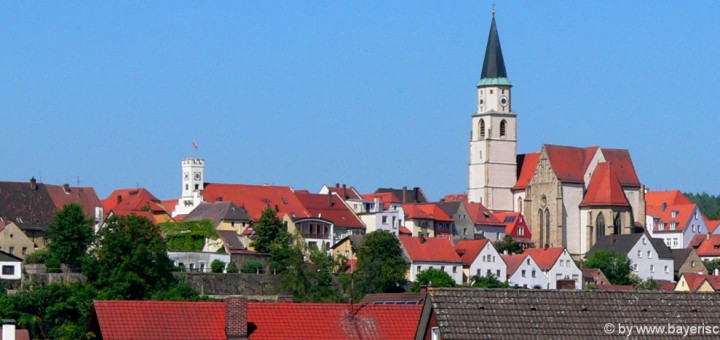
670, 223, 677, 230
671, 211, 678, 218
658, 223, 665, 231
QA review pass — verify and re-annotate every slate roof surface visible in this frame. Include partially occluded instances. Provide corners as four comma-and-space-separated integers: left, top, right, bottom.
375, 187, 428, 204
218, 230, 246, 253
589, 234, 673, 259
426, 288, 720, 339
0, 249, 22, 262
359, 292, 426, 305
479, 15, 507, 80
0, 181, 57, 231
182, 201, 251, 226
248, 302, 422, 339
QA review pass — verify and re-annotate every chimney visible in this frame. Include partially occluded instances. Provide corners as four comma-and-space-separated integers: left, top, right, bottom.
117, 195, 123, 203
707, 234, 711, 241
63, 183, 71, 194
29, 177, 37, 191
328, 192, 333, 207
374, 197, 381, 212
225, 298, 248, 340
342, 184, 347, 199
413, 187, 420, 203
715, 268, 719, 277
3, 319, 16, 340
610, 234, 615, 246
419, 232, 426, 244
402, 186, 408, 203
335, 183, 340, 188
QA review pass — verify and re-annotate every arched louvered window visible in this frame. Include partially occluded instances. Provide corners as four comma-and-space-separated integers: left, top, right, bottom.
500, 120, 507, 137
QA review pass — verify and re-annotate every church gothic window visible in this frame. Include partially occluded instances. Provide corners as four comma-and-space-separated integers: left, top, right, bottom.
479, 119, 486, 139
596, 213, 605, 241
500, 120, 507, 137
613, 213, 622, 235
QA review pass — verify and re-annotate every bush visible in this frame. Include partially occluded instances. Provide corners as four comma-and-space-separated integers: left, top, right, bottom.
241, 260, 262, 274
45, 256, 62, 273
24, 249, 48, 264
211, 260, 225, 273
226, 262, 238, 273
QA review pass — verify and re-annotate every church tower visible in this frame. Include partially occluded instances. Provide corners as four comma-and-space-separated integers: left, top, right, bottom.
172, 158, 205, 217
468, 13, 517, 211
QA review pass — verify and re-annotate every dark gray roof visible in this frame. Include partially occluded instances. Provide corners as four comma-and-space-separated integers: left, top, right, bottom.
671, 248, 693, 269
437, 201, 461, 217
374, 187, 428, 203
218, 230, 245, 252
480, 16, 507, 80
0, 250, 22, 262
419, 288, 720, 339
182, 201, 251, 226
589, 234, 673, 259
0, 181, 57, 232
360, 292, 426, 305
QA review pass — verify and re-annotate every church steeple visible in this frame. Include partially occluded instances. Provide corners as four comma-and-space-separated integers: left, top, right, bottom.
479, 15, 510, 86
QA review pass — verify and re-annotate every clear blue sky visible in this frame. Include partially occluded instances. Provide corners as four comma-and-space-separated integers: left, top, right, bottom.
2, 2, 719, 202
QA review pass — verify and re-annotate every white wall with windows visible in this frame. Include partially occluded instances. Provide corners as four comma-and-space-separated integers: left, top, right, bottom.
409, 261, 463, 285
507, 256, 547, 289
466, 242, 506, 283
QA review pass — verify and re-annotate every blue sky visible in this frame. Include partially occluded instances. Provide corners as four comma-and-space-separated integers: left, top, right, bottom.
2, 2, 719, 202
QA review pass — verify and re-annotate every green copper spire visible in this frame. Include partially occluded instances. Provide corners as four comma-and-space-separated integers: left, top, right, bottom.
478, 14, 511, 86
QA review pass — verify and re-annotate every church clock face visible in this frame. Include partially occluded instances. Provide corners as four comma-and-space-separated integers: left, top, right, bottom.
194, 172, 201, 181
183, 172, 189, 181
499, 95, 509, 107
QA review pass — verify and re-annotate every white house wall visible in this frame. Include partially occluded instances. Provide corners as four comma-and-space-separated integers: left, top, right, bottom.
545, 250, 582, 289
507, 257, 547, 289
409, 261, 463, 285
561, 184, 584, 256
468, 243, 507, 281
628, 235, 674, 281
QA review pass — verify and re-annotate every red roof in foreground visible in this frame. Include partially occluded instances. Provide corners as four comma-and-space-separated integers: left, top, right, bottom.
454, 239, 490, 266
400, 236, 461, 263
248, 302, 422, 339
679, 273, 718, 292
91, 300, 226, 339
524, 247, 565, 271
580, 162, 630, 207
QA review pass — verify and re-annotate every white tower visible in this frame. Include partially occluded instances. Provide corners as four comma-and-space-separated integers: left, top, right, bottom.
468, 13, 517, 211
172, 158, 205, 217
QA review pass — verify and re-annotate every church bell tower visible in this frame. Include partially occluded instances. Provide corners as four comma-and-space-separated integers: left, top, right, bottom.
468, 12, 517, 211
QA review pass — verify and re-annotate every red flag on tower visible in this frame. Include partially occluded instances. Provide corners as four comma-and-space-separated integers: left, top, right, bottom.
192, 140, 198, 150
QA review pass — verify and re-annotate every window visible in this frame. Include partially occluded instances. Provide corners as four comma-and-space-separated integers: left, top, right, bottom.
659, 223, 665, 231
496, 269, 500, 277
650, 265, 655, 273
453, 266, 457, 273
22, 247, 27, 255
671, 211, 677, 218
665, 239, 671, 247
479, 119, 486, 139
518, 227, 524, 236
500, 120, 507, 137
526, 258, 530, 265
521, 270, 526, 277
417, 266, 421, 273
2, 265, 14, 275
8, 247, 14, 255
664, 265, 669, 274
692, 225, 696, 233
441, 266, 445, 272
642, 237, 647, 245
487, 269, 491, 277
431, 327, 440, 340
670, 223, 677, 231
531, 270, 536, 278
194, 184, 199, 190
633, 264, 638, 272
638, 250, 642, 258
673, 238, 678, 247
647, 251, 652, 259
691, 260, 696, 268
382, 216, 388, 224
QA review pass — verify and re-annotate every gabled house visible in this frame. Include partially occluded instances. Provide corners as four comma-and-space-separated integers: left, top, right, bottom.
402, 203, 453, 238
524, 247, 582, 289
646, 190, 707, 249
675, 272, 720, 292
102, 188, 173, 225
688, 234, 720, 261
375, 186, 428, 204
182, 201, 252, 234
318, 183, 364, 213
454, 239, 506, 284
437, 200, 472, 240
358, 192, 404, 236
399, 235, 463, 285
581, 267, 610, 287
293, 191, 365, 247
0, 250, 22, 281
671, 248, 706, 277
502, 253, 547, 289
0, 220, 36, 259
588, 233, 674, 282
493, 211, 533, 247
464, 202, 505, 241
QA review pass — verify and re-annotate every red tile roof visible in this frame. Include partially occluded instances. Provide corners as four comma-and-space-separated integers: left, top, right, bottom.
690, 234, 720, 258
102, 188, 172, 223
361, 192, 398, 210
442, 194, 468, 202
524, 247, 565, 271
294, 192, 365, 229
707, 220, 720, 234
501, 253, 528, 277
90, 300, 226, 339
655, 280, 677, 291
454, 239, 490, 266
653, 204, 697, 233
579, 162, 630, 207
679, 273, 713, 292
600, 149, 641, 187
463, 202, 503, 226
544, 145, 598, 184
324, 185, 362, 200
399, 236, 461, 263
645, 190, 693, 217
403, 203, 453, 222
248, 302, 422, 339
399, 226, 412, 235
45, 184, 101, 217
513, 152, 540, 190
202, 183, 309, 220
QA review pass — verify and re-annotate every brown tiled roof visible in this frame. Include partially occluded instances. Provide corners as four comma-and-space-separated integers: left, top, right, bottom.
45, 184, 101, 217
360, 292, 426, 305
423, 288, 720, 339
0, 181, 57, 231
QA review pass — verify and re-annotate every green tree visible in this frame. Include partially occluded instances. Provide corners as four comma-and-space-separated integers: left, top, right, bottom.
355, 230, 408, 296
471, 274, 509, 288
241, 260, 263, 274
584, 249, 633, 285
704, 259, 720, 274
251, 207, 291, 253
411, 268, 456, 292
494, 235, 524, 255
293, 244, 344, 302
47, 203, 94, 266
83, 215, 178, 300
226, 262, 238, 273
210, 259, 225, 273
632, 276, 659, 291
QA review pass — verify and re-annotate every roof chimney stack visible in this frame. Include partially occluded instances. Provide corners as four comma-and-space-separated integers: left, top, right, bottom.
419, 232, 426, 244
402, 186, 408, 203
63, 183, 71, 194
29, 177, 37, 191
342, 184, 347, 199
225, 298, 248, 340
2, 319, 16, 340
413, 187, 420, 203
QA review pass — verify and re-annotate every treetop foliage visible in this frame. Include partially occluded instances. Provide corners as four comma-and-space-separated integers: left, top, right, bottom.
355, 230, 408, 296
584, 249, 633, 285
685, 192, 720, 220
47, 203, 94, 266
412, 268, 455, 292
251, 207, 291, 254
